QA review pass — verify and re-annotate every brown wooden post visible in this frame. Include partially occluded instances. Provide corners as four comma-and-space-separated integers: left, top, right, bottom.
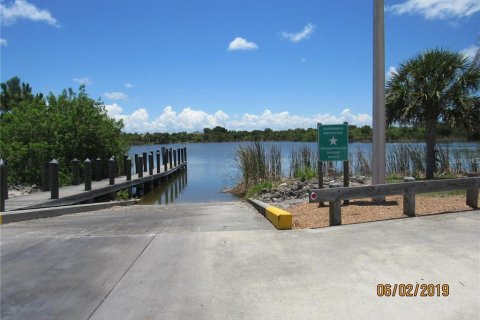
466, 173, 479, 208
156, 150, 161, 173
329, 200, 341, 226
169, 148, 173, 169
403, 188, 416, 217
318, 160, 324, 207
173, 149, 177, 167
343, 160, 349, 205
0, 159, 6, 212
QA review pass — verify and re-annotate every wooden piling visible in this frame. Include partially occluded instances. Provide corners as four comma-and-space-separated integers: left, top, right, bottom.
72, 158, 80, 185
49, 159, 59, 199
84, 158, 92, 191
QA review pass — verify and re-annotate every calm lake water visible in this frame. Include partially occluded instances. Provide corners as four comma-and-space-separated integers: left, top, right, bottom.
129, 141, 480, 205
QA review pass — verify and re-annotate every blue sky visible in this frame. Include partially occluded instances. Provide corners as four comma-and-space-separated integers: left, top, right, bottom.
1, 0, 479, 132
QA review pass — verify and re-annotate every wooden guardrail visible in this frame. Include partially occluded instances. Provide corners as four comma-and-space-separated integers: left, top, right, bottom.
308, 176, 479, 226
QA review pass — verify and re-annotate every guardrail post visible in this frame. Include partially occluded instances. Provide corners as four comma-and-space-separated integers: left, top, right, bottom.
0, 159, 6, 212
403, 189, 416, 217
41, 162, 50, 191
108, 157, 115, 185
49, 159, 59, 199
84, 158, 92, 191
138, 156, 144, 178
143, 152, 147, 172
156, 150, 161, 173
149, 152, 154, 175
126, 157, 132, 181
95, 157, 102, 181
72, 158, 80, 185
329, 200, 341, 226
466, 173, 479, 208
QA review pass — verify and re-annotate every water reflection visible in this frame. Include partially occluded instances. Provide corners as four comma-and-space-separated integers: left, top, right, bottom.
137, 170, 188, 205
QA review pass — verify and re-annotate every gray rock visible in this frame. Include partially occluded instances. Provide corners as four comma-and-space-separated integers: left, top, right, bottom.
403, 176, 416, 182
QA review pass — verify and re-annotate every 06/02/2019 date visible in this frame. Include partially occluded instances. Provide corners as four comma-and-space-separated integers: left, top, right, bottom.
377, 284, 449, 297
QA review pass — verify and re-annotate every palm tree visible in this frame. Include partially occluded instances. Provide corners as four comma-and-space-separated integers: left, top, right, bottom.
386, 49, 480, 179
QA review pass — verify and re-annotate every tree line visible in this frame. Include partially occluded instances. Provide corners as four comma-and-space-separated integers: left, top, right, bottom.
124, 123, 479, 145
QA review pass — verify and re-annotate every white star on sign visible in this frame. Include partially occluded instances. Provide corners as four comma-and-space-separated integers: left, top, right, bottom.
329, 136, 337, 145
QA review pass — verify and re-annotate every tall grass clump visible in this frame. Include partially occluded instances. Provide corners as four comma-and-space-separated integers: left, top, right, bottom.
290, 145, 317, 181
351, 148, 371, 176
234, 142, 281, 190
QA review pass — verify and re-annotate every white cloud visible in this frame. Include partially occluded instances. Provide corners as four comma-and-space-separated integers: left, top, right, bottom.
106, 105, 372, 133
0, 0, 58, 26
386, 66, 398, 80
103, 91, 128, 100
0, 38, 7, 46
461, 45, 479, 61
105, 103, 124, 117
281, 23, 315, 43
72, 77, 92, 86
228, 37, 258, 51
125, 83, 134, 89
387, 0, 480, 20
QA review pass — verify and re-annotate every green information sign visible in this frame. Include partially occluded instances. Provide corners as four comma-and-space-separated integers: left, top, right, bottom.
318, 123, 349, 161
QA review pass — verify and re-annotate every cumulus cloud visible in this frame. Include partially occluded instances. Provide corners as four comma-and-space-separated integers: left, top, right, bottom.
461, 45, 479, 61
0, 0, 58, 26
103, 91, 128, 100
72, 77, 92, 86
387, 0, 480, 20
0, 38, 6, 46
281, 23, 315, 43
386, 66, 398, 80
105, 105, 372, 133
228, 37, 258, 51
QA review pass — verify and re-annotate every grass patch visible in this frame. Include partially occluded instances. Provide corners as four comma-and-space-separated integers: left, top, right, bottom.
246, 181, 274, 198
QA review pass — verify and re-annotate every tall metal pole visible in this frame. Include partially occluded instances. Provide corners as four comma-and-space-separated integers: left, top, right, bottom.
373, 0, 386, 196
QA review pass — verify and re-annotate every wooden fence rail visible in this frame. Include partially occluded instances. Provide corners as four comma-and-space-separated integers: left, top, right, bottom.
309, 176, 479, 226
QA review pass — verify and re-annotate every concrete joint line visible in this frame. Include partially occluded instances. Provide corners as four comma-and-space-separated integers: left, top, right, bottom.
86, 233, 158, 319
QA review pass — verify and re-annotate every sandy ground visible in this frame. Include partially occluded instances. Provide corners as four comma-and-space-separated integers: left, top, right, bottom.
288, 194, 478, 229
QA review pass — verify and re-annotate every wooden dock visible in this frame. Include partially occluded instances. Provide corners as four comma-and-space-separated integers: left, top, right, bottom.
4, 162, 186, 211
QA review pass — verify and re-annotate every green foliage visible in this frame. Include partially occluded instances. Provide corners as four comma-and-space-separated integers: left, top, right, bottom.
386, 48, 480, 179
246, 181, 273, 198
116, 189, 130, 201
0, 78, 128, 185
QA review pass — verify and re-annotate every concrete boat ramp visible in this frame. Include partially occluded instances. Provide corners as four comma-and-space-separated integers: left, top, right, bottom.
1, 202, 479, 319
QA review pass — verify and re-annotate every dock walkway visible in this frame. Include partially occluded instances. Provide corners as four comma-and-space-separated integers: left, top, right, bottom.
4, 162, 186, 211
